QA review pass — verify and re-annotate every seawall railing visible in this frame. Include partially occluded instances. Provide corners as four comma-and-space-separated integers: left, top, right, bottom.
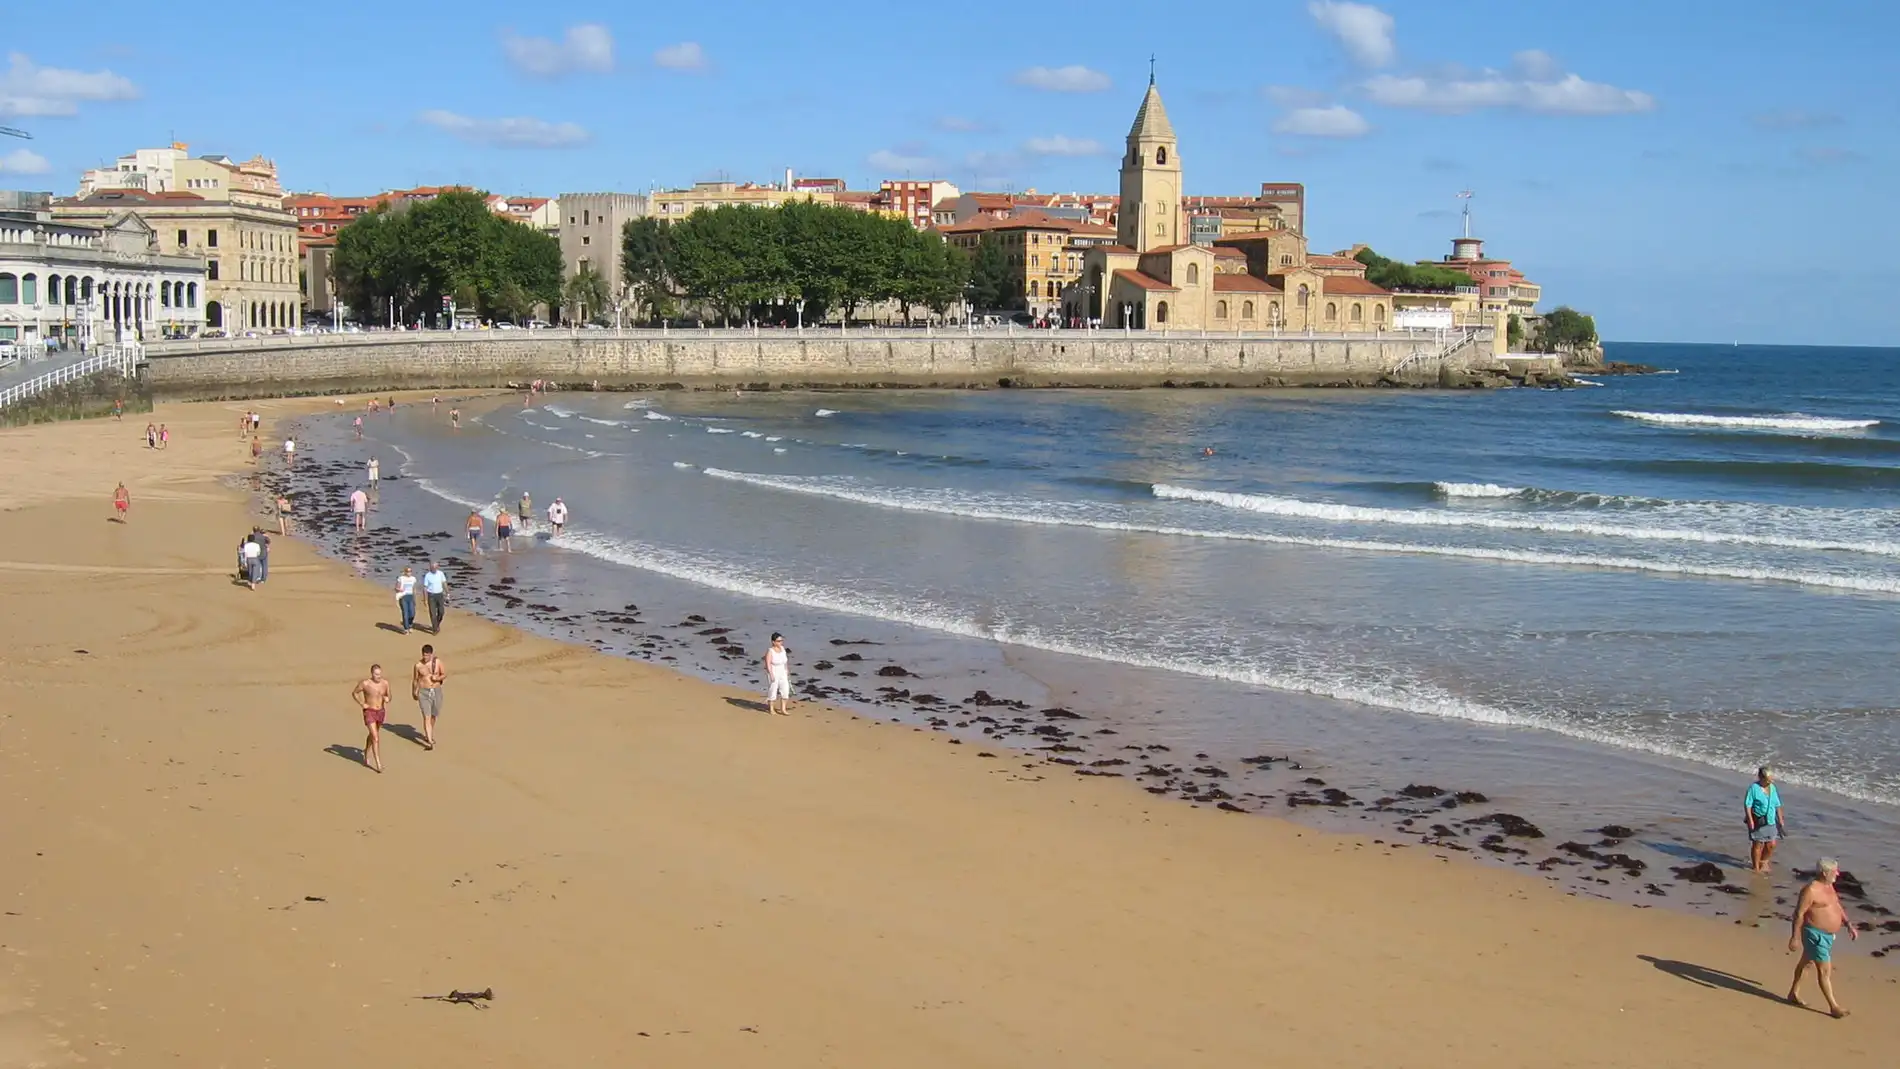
0, 346, 143, 409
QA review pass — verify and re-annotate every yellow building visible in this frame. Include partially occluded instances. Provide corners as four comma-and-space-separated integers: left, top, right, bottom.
651, 181, 834, 220
1073, 79, 1393, 332
938, 212, 1118, 319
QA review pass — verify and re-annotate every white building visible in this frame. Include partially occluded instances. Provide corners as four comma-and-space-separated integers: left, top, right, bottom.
0, 195, 208, 346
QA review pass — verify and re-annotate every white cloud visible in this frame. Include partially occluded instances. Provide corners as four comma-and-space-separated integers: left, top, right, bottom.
1264, 85, 1330, 108
1751, 108, 1841, 131
501, 24, 614, 78
1012, 65, 1111, 93
418, 110, 591, 149
1022, 135, 1105, 157
1272, 105, 1370, 138
936, 115, 984, 133
653, 42, 707, 71
868, 147, 937, 173
0, 147, 51, 174
1308, 1, 1396, 68
0, 52, 139, 117
1363, 52, 1656, 115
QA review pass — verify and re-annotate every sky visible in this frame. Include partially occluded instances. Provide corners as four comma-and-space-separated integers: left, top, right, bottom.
3, 1, 1896, 345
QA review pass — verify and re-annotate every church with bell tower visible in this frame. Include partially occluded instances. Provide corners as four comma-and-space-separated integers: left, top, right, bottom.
1072, 71, 1394, 334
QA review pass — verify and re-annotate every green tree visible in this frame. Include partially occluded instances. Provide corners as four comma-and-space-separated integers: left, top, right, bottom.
621, 217, 676, 324
1536, 306, 1598, 354
1353, 247, 1476, 291
563, 263, 612, 324
330, 189, 562, 327
968, 235, 1018, 312
1507, 312, 1524, 350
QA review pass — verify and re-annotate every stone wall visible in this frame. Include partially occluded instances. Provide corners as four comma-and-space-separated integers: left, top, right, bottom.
143, 330, 1499, 399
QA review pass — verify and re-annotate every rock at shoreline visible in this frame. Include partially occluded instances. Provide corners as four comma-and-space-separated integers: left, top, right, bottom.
1671, 862, 1725, 884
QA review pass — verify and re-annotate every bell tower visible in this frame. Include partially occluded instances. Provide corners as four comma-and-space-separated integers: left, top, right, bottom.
1118, 69, 1181, 253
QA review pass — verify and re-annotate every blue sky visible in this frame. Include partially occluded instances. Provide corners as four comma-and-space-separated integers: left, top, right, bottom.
3, 1, 1895, 345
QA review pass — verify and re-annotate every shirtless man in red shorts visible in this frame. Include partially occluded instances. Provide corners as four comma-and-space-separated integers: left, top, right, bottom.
351, 665, 391, 773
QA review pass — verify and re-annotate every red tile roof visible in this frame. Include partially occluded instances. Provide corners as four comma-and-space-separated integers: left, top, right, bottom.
1321, 276, 1390, 295
1113, 269, 1176, 292
1307, 254, 1362, 268
1140, 243, 1197, 255
1212, 246, 1246, 259
1212, 274, 1281, 293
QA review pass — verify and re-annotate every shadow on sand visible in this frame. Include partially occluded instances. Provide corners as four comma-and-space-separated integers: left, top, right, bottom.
1638, 955, 1786, 1005
323, 743, 371, 769
723, 697, 772, 713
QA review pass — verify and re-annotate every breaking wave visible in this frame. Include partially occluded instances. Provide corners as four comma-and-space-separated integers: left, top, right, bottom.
1614, 410, 1880, 432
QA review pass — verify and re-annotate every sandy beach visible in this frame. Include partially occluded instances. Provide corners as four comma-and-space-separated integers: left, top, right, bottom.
1, 400, 1896, 1067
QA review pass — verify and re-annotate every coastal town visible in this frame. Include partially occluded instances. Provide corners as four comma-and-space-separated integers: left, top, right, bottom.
2, 80, 1557, 363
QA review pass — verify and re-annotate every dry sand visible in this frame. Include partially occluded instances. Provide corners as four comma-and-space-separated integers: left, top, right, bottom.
1, 400, 1896, 1067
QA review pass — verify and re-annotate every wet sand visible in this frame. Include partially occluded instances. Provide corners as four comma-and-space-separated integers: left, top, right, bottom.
1, 399, 1897, 1067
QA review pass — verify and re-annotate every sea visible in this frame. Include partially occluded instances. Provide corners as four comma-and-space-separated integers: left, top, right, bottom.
270, 342, 1900, 930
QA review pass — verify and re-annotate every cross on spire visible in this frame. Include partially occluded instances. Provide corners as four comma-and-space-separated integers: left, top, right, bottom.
1149, 55, 1156, 85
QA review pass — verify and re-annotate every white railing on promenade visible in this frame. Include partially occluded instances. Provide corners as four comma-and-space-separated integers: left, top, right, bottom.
143, 324, 1473, 356
0, 345, 143, 409
1389, 327, 1486, 378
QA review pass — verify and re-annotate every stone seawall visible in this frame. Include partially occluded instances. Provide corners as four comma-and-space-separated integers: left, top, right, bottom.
143, 331, 1497, 399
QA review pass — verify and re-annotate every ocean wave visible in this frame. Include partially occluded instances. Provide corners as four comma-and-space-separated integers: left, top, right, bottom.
541, 524, 1900, 805
815, 409, 838, 417
764, 436, 783, 442
1153, 483, 1900, 558
698, 469, 1900, 594
672, 462, 694, 470
773, 448, 788, 454
1434, 482, 1527, 499
643, 411, 673, 421
542, 404, 574, 418
622, 398, 655, 409
1614, 410, 1880, 432
707, 428, 737, 434
578, 414, 622, 427
741, 431, 764, 438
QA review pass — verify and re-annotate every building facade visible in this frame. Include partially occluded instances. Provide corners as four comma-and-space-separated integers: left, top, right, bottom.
1072, 81, 1392, 332
1, 195, 207, 345
877, 179, 960, 230
54, 189, 301, 333
938, 212, 1118, 319
557, 193, 649, 307
650, 181, 833, 220
1422, 235, 1541, 320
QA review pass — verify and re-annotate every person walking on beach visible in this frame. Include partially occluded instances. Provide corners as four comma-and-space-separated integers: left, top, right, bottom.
518, 491, 532, 531
547, 497, 567, 537
252, 527, 271, 583
112, 398, 123, 421
352, 665, 391, 773
241, 533, 263, 590
495, 508, 515, 553
450, 407, 461, 430
250, 435, 262, 464
350, 487, 369, 532
353, 415, 364, 440
158, 424, 169, 449
283, 435, 297, 467
276, 493, 291, 536
764, 632, 793, 716
112, 482, 130, 522
367, 457, 381, 488
394, 566, 418, 634
251, 411, 261, 434
145, 423, 157, 449
412, 643, 446, 750
422, 561, 448, 633
1788, 857, 1858, 1018
465, 510, 484, 556
1746, 766, 1784, 874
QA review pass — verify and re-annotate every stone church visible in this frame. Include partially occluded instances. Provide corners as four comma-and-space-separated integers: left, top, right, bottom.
1069, 79, 1394, 333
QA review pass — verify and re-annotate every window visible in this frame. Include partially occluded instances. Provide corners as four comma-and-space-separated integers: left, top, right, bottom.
1155, 301, 1169, 324
1269, 300, 1280, 321
177, 229, 188, 247
207, 229, 218, 248
1325, 302, 1337, 322
583, 209, 591, 225
0, 272, 16, 304
1186, 263, 1199, 285
582, 235, 591, 246
1030, 254, 1039, 267
1351, 303, 1363, 323
161, 282, 170, 307
1243, 300, 1255, 318
1281, 254, 1292, 266
1216, 300, 1228, 319
1374, 304, 1386, 324
208, 261, 219, 280
21, 274, 36, 304
1156, 146, 1168, 165
187, 282, 197, 308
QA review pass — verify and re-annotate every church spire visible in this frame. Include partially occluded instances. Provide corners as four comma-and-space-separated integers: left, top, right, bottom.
1128, 79, 1174, 142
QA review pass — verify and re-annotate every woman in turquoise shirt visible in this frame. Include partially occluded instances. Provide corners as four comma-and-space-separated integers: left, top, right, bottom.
1744, 766, 1784, 874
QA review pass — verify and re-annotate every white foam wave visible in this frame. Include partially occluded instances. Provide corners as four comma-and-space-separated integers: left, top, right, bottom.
643, 411, 673, 421
764, 436, 783, 442
773, 448, 788, 454
578, 414, 621, 427
1614, 410, 1880, 432
542, 404, 575, 418
1153, 484, 1900, 559
707, 427, 737, 434
815, 409, 838, 417
1435, 482, 1526, 499
741, 431, 764, 438
1571, 377, 1604, 387
672, 462, 694, 470
622, 398, 655, 409
699, 469, 1900, 595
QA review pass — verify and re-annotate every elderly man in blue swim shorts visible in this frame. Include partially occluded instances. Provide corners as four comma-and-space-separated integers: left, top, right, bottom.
1788, 857, 1858, 1019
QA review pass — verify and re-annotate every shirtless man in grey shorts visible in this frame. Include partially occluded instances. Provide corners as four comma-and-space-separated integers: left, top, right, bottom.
412, 643, 446, 750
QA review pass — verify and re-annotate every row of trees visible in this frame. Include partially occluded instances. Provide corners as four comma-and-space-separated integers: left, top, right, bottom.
1352, 247, 1478, 291
331, 191, 562, 326
618, 202, 971, 325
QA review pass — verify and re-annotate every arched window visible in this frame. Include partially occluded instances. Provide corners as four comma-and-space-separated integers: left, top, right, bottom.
1325, 302, 1338, 322
1215, 300, 1228, 318
1243, 300, 1255, 318
1155, 300, 1169, 325
186, 282, 197, 307
206, 301, 223, 328
81, 277, 93, 300
1296, 285, 1310, 309
160, 282, 170, 307
1156, 146, 1167, 165
45, 275, 60, 305
0, 273, 16, 304
1186, 263, 1199, 285
1350, 303, 1363, 323
1269, 300, 1280, 322
1374, 304, 1386, 324
21, 273, 37, 304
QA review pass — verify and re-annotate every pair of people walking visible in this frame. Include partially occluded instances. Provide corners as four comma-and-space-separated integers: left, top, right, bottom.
392, 561, 450, 634
349, 644, 447, 773
1742, 766, 1860, 1019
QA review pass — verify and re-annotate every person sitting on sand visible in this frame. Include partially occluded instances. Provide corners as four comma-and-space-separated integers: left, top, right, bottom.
1745, 766, 1784, 873
1788, 857, 1858, 1018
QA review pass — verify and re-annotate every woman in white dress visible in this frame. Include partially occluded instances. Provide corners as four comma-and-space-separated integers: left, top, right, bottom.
763, 633, 792, 716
